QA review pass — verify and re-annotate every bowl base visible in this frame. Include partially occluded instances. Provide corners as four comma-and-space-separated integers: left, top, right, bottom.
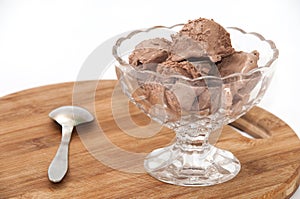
144, 143, 240, 186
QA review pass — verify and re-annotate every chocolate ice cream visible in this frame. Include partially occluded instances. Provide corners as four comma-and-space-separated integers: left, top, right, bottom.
169, 34, 207, 62
175, 18, 235, 62
217, 50, 259, 76
129, 38, 171, 71
127, 17, 260, 119
157, 59, 201, 79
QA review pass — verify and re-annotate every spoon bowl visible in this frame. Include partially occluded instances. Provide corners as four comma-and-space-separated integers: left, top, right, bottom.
49, 106, 94, 126
48, 106, 94, 183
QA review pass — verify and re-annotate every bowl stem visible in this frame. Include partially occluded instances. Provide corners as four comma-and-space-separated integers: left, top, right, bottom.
144, 126, 241, 186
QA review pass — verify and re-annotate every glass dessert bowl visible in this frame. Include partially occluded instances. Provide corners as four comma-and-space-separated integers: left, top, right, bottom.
112, 24, 278, 186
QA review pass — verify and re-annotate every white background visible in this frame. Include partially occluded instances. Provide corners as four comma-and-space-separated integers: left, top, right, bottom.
1, 0, 299, 197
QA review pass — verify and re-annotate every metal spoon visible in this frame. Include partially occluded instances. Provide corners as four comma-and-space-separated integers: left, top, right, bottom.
48, 106, 94, 183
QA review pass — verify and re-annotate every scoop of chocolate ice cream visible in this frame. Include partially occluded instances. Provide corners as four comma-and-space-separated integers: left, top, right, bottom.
187, 57, 220, 76
128, 38, 171, 71
217, 50, 259, 76
178, 18, 235, 62
132, 82, 181, 121
156, 59, 201, 79
131, 83, 167, 117
135, 37, 171, 50
169, 34, 207, 62
222, 70, 262, 117
166, 82, 198, 113
165, 82, 222, 116
132, 83, 165, 105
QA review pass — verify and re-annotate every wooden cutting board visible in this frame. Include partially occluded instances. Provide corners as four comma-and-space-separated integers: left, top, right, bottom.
1, 80, 300, 199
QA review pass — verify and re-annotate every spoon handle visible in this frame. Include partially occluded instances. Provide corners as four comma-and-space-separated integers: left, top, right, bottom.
48, 125, 73, 183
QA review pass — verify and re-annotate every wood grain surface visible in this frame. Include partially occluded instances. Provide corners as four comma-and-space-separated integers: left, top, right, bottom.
0, 80, 300, 199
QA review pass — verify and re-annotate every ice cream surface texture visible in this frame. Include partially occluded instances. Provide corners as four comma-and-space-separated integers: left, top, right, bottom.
173, 18, 235, 62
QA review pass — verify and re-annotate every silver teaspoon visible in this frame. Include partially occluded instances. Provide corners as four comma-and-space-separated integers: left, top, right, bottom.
48, 106, 94, 183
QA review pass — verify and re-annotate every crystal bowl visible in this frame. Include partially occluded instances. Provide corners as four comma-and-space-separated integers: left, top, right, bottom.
112, 24, 278, 186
